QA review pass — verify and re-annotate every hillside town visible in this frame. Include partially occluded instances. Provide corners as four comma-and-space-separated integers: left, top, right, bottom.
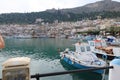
0, 18, 120, 39
1, 0, 120, 80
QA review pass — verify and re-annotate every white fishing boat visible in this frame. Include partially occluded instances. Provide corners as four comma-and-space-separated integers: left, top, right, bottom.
60, 42, 106, 74
89, 39, 120, 60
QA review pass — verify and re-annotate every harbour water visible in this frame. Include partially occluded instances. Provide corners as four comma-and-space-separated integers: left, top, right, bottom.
0, 38, 107, 80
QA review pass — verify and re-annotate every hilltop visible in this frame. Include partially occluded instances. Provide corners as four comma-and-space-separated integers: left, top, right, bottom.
0, 0, 120, 24
47, 0, 120, 14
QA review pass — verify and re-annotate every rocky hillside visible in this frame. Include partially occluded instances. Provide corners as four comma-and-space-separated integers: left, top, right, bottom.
0, 0, 120, 24
47, 0, 120, 14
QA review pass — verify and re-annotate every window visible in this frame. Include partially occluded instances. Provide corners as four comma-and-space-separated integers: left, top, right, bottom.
80, 47, 85, 52
86, 46, 91, 51
90, 42, 94, 46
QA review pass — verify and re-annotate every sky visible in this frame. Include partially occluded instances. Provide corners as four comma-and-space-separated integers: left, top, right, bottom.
0, 0, 120, 14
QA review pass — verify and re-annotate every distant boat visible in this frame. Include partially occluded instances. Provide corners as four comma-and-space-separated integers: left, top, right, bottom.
13, 34, 32, 39
60, 42, 106, 74
106, 36, 120, 46
89, 39, 120, 60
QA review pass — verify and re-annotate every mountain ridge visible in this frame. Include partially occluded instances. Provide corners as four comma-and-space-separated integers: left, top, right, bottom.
46, 0, 120, 14
0, 0, 120, 24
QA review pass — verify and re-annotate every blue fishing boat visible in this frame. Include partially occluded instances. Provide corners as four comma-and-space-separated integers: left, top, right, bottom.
60, 42, 106, 74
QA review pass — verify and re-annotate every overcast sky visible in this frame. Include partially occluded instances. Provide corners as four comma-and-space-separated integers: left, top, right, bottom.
0, 0, 119, 14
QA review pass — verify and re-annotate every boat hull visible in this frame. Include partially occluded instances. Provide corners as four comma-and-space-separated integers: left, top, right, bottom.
95, 53, 115, 61
62, 56, 104, 74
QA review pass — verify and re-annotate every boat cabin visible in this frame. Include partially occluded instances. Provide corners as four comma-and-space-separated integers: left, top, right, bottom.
88, 40, 107, 51
88, 40, 107, 48
75, 43, 91, 53
88, 40, 120, 56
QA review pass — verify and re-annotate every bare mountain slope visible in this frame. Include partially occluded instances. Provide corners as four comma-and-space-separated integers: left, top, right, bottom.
47, 0, 120, 14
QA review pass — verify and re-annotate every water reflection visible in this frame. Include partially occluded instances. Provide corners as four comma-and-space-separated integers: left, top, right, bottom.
3, 38, 75, 60
0, 38, 103, 80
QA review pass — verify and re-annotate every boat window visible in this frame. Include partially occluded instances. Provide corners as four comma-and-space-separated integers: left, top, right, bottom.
95, 42, 101, 47
90, 42, 94, 46
101, 41, 107, 47
80, 47, 85, 52
86, 46, 91, 51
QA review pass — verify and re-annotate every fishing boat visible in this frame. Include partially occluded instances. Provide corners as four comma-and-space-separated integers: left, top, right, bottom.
60, 42, 106, 74
88, 39, 120, 60
106, 36, 120, 46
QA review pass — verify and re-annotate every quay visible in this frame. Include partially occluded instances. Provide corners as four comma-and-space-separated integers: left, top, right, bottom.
30, 66, 113, 80
1, 57, 120, 80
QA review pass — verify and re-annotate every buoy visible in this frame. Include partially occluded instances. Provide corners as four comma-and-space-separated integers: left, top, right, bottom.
109, 59, 120, 80
57, 48, 61, 52
0, 34, 5, 49
102, 55, 107, 60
